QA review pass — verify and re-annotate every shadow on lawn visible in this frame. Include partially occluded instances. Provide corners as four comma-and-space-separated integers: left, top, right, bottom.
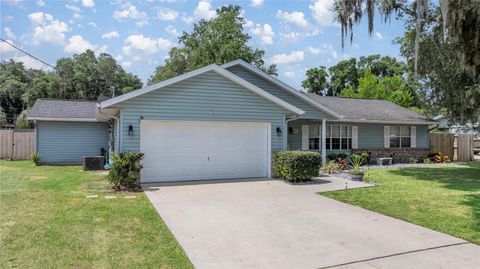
389, 162, 480, 231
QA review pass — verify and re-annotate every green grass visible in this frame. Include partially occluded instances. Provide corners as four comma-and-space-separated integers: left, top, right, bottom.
0, 161, 193, 269
322, 162, 480, 244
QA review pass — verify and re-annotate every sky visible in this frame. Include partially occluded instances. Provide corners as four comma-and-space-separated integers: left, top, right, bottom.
1, 0, 407, 89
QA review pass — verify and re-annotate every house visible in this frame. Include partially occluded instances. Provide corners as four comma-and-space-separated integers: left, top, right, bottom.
27, 59, 436, 182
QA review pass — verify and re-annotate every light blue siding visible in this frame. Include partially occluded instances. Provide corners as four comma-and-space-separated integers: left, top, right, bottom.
113, 71, 292, 152
37, 121, 109, 164
287, 120, 430, 152
227, 66, 335, 120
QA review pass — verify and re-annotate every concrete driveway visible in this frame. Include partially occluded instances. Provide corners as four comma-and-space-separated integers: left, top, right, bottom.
143, 177, 480, 269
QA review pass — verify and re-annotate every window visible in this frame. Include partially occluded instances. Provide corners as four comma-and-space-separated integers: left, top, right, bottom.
390, 126, 411, 148
326, 125, 352, 150
309, 125, 319, 150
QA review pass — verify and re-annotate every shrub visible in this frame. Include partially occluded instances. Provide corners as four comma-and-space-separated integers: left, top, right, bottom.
327, 153, 349, 161
274, 151, 321, 182
107, 151, 144, 191
429, 152, 450, 163
350, 153, 366, 174
320, 160, 341, 174
423, 158, 433, 164
31, 152, 41, 166
327, 153, 350, 170
409, 157, 419, 164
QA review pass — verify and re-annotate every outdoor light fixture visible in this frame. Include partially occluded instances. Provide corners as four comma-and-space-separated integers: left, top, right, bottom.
288, 127, 293, 134
276, 127, 282, 135
128, 125, 134, 136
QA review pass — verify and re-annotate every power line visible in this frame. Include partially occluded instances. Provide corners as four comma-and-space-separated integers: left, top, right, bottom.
0, 37, 56, 69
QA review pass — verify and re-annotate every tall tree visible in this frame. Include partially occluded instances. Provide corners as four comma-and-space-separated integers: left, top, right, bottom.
341, 68, 414, 107
302, 54, 408, 97
1, 50, 142, 127
328, 58, 359, 96
301, 66, 328, 95
0, 60, 40, 124
149, 5, 276, 84
397, 8, 480, 127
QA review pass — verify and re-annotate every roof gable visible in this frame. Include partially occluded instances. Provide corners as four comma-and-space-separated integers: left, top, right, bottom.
99, 64, 304, 115
222, 60, 342, 119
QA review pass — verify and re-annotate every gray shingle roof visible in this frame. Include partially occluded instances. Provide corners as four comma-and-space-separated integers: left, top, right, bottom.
304, 93, 435, 123
28, 99, 98, 120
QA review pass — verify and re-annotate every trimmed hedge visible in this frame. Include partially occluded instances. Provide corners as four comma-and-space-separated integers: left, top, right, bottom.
274, 151, 321, 181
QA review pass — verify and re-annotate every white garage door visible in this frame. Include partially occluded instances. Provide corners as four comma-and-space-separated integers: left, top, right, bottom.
140, 120, 270, 182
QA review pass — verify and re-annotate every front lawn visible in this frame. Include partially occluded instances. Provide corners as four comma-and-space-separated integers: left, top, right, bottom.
322, 162, 480, 244
0, 161, 193, 269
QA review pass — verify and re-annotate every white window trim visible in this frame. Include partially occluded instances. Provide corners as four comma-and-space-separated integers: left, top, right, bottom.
308, 124, 320, 150
326, 125, 352, 150
389, 126, 412, 148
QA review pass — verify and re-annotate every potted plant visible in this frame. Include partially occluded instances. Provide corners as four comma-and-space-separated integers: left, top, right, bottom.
349, 154, 365, 181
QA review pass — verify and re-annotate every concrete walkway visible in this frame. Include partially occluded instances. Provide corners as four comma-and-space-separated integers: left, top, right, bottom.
143, 177, 480, 269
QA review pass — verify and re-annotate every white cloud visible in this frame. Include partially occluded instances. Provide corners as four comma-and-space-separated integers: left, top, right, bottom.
271, 51, 304, 64
181, 15, 194, 24
251, 24, 274, 45
64, 35, 94, 53
157, 7, 179, 21
28, 12, 69, 45
88, 22, 97, 28
73, 13, 83, 19
102, 30, 119, 39
307, 46, 321, 54
82, 0, 94, 8
276, 10, 309, 28
113, 3, 148, 26
14, 55, 50, 70
4, 27, 16, 40
122, 34, 173, 58
3, 15, 14, 21
28, 12, 52, 26
284, 71, 295, 78
280, 31, 301, 41
194, 0, 216, 20
250, 0, 264, 7
0, 39, 16, 53
351, 43, 360, 50
121, 60, 132, 68
65, 4, 80, 12
244, 19, 254, 28
310, 0, 335, 26
165, 25, 181, 36
374, 32, 383, 40
36, 0, 45, 7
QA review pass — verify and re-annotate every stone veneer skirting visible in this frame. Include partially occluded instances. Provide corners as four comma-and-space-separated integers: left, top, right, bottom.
352, 148, 431, 164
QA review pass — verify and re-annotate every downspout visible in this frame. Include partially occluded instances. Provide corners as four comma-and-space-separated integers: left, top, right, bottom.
96, 106, 120, 156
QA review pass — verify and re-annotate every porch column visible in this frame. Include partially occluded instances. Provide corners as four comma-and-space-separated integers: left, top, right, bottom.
321, 119, 326, 164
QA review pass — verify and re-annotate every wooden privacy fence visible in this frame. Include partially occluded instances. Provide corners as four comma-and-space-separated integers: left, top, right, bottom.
0, 129, 35, 160
430, 132, 474, 162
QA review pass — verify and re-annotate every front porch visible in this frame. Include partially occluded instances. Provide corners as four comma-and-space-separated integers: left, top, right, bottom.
285, 119, 355, 164
283, 118, 429, 164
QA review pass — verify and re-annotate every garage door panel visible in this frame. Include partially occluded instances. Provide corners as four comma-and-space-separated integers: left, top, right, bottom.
140, 120, 269, 182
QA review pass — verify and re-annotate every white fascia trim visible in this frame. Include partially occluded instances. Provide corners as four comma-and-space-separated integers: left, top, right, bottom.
331, 119, 438, 125
222, 59, 343, 119
99, 63, 304, 115
26, 117, 101, 122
